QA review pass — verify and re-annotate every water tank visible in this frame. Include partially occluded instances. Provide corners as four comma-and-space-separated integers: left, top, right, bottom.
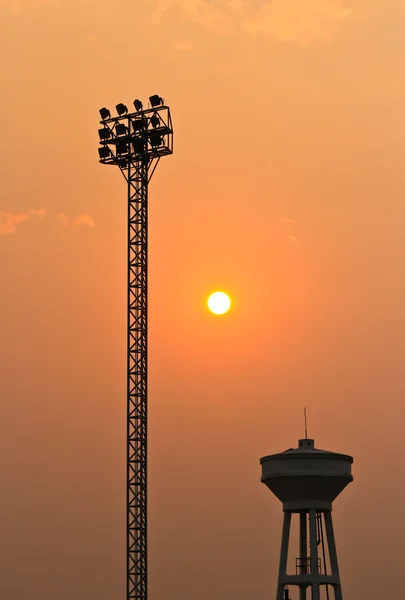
260, 438, 353, 511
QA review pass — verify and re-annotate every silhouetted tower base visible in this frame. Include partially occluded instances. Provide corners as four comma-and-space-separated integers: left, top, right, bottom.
260, 439, 353, 600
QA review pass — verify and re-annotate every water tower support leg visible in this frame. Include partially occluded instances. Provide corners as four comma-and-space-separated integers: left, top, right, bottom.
309, 509, 320, 600
324, 512, 343, 600
276, 511, 291, 600
299, 512, 307, 600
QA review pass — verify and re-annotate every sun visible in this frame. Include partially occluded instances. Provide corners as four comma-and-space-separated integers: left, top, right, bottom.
207, 291, 231, 315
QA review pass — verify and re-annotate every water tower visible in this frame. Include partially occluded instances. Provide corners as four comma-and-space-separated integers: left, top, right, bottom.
260, 438, 353, 600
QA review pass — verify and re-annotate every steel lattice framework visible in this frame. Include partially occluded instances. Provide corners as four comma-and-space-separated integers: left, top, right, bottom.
98, 98, 173, 600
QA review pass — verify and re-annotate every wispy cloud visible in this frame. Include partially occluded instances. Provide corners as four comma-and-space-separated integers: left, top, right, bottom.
288, 234, 300, 244
0, 211, 29, 235
75, 213, 95, 228
0, 209, 96, 236
0, 208, 47, 236
152, 0, 352, 44
57, 213, 96, 228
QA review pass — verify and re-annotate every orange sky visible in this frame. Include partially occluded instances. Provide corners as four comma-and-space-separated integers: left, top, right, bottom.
1, 1, 405, 599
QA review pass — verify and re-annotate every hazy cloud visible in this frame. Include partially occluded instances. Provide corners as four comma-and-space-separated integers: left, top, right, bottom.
57, 213, 69, 228
29, 208, 47, 218
152, 0, 351, 43
172, 40, 194, 52
0, 208, 46, 236
75, 214, 95, 228
242, 0, 351, 43
277, 217, 297, 224
152, 0, 235, 35
288, 234, 300, 244
4, 0, 57, 10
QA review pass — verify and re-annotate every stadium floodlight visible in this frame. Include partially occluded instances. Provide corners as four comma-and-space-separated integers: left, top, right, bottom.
98, 128, 111, 141
117, 141, 128, 155
116, 123, 127, 136
116, 103, 128, 116
99, 107, 111, 120
132, 138, 144, 154
149, 95, 164, 108
98, 146, 111, 159
132, 119, 146, 133
97, 93, 173, 600
150, 115, 160, 129
149, 133, 163, 147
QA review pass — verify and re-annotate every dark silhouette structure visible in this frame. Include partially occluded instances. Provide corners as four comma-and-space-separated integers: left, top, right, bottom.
98, 96, 173, 600
260, 438, 353, 600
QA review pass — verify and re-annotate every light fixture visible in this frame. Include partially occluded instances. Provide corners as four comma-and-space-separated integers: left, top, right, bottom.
98, 128, 111, 141
132, 139, 144, 154
98, 146, 111, 159
99, 107, 111, 120
134, 99, 143, 112
117, 141, 128, 155
149, 95, 164, 108
132, 119, 146, 133
116, 103, 128, 116
149, 133, 163, 147
116, 123, 127, 136
150, 115, 160, 129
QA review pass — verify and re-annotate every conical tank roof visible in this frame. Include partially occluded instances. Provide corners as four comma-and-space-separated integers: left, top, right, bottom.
260, 438, 353, 511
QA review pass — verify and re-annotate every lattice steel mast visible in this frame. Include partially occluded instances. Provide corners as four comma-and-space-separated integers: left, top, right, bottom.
98, 96, 173, 600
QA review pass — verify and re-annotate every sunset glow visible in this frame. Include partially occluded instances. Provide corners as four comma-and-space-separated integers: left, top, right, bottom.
1, 2, 405, 600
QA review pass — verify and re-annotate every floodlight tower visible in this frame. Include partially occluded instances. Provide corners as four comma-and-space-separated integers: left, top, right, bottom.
260, 438, 353, 600
97, 95, 173, 600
